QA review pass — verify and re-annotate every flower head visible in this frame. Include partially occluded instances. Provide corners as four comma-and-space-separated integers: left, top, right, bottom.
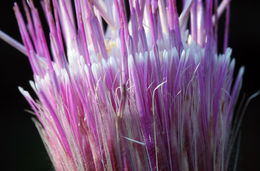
1, 0, 244, 170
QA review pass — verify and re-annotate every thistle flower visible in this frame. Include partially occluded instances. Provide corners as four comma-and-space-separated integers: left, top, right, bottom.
0, 0, 245, 170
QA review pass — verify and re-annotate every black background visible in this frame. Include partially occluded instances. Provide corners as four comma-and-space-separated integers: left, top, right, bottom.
0, 0, 260, 170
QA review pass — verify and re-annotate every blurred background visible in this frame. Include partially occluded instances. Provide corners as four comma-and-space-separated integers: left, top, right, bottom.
0, 0, 259, 170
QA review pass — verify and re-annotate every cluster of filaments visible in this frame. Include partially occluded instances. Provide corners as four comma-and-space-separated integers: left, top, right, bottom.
15, 0, 243, 170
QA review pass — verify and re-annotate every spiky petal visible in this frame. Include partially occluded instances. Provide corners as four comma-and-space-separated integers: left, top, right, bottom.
1, 0, 243, 170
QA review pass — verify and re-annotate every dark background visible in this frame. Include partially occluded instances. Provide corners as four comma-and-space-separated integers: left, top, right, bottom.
0, 0, 259, 170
